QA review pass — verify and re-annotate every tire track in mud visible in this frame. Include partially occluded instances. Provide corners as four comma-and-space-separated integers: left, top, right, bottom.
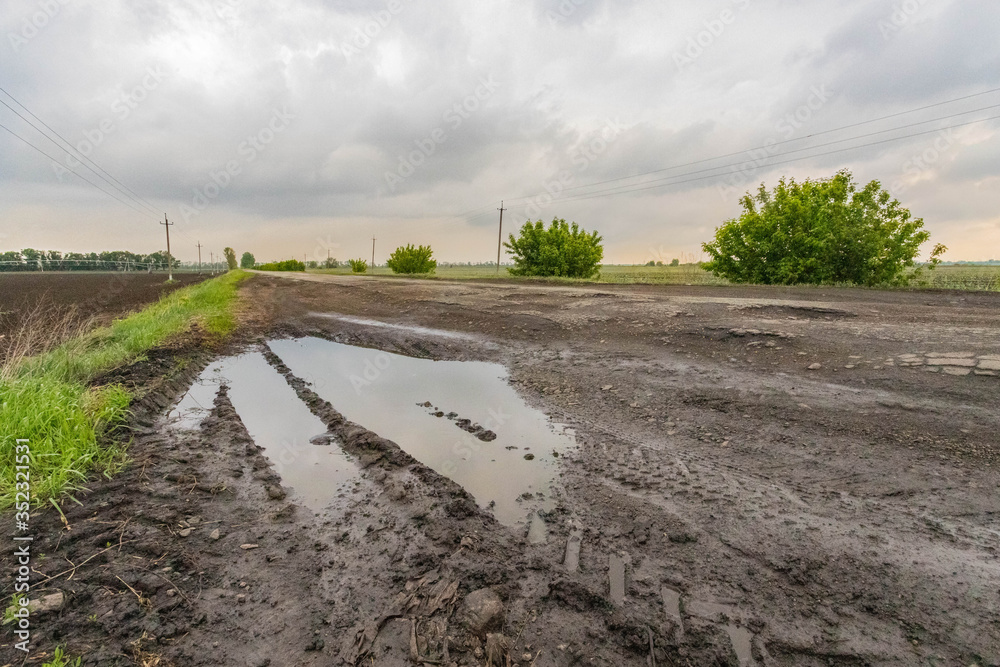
511, 347, 1000, 666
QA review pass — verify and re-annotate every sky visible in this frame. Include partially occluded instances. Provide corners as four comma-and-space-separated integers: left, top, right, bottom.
1, 0, 999, 264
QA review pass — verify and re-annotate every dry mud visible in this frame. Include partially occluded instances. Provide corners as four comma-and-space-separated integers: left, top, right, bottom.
3, 274, 999, 666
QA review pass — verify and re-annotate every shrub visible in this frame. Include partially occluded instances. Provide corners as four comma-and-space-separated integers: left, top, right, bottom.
504, 218, 603, 279
257, 259, 305, 272
348, 258, 368, 273
386, 244, 437, 274
240, 252, 255, 269
702, 170, 943, 286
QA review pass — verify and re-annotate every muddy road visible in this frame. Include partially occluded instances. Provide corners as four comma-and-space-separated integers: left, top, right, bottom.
4, 273, 999, 666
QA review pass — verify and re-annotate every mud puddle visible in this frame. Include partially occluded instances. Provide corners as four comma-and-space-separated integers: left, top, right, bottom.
268, 336, 576, 526
167, 351, 361, 513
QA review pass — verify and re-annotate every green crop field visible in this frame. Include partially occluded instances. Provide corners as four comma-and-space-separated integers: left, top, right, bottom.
306, 263, 1000, 290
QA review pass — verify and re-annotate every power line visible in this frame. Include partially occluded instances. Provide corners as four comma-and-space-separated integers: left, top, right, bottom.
0, 90, 160, 216
557, 113, 1000, 204
454, 86, 1000, 216
0, 120, 162, 220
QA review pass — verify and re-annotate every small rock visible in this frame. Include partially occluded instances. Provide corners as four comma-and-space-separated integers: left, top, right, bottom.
807, 363, 822, 370
28, 591, 65, 615
601, 385, 613, 391
209, 529, 221, 541
309, 433, 333, 446
524, 453, 535, 461
240, 544, 260, 550
265, 485, 286, 500
237, 594, 246, 604
166, 589, 176, 597
456, 588, 504, 637
178, 528, 193, 538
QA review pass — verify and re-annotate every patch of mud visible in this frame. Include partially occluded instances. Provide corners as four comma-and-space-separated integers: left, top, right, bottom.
735, 304, 856, 319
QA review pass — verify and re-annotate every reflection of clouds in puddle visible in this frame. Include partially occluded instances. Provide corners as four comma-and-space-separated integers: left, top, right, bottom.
165, 351, 361, 513
268, 337, 577, 527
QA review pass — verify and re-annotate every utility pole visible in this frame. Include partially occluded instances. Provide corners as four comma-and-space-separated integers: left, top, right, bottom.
209, 251, 214, 275
496, 200, 507, 275
371, 236, 376, 271
196, 242, 203, 274
160, 214, 174, 281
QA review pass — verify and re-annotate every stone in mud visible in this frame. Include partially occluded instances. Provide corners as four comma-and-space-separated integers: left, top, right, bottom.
456, 588, 504, 637
807, 363, 822, 370
27, 591, 65, 615
265, 485, 286, 500
309, 433, 334, 446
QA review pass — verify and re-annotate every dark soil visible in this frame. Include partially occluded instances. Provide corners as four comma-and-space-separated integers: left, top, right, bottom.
3, 272, 999, 666
0, 272, 210, 346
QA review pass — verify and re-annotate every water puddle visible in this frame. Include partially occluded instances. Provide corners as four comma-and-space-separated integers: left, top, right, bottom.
307, 312, 479, 341
267, 337, 576, 526
167, 352, 361, 513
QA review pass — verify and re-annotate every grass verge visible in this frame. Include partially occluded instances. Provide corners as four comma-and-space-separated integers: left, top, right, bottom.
0, 270, 249, 509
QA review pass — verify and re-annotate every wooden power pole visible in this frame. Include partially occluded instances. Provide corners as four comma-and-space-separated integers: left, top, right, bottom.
496, 201, 507, 274
196, 242, 203, 274
161, 214, 174, 281
371, 236, 376, 271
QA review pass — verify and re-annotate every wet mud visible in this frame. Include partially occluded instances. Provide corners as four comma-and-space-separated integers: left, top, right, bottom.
3, 273, 1000, 666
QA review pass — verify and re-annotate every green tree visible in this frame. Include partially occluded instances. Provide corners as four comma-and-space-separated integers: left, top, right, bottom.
670, 258, 680, 267
504, 218, 603, 279
702, 170, 943, 286
323, 257, 339, 269
223, 247, 237, 270
348, 258, 367, 273
386, 244, 437, 274
240, 252, 256, 269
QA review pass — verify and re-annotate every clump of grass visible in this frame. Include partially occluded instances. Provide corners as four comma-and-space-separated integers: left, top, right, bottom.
42, 646, 82, 667
1, 271, 249, 509
0, 300, 94, 383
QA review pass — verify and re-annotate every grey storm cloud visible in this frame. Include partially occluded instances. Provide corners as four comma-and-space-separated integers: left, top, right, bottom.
1, 0, 998, 262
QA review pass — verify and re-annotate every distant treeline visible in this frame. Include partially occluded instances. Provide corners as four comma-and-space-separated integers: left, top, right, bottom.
0, 249, 202, 272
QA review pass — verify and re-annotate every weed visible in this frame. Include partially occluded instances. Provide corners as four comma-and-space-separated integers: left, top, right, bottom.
42, 646, 82, 667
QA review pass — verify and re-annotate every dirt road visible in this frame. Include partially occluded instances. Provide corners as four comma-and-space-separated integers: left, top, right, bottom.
5, 273, 998, 666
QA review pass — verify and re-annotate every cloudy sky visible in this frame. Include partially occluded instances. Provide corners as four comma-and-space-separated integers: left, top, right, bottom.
2, 0, 999, 264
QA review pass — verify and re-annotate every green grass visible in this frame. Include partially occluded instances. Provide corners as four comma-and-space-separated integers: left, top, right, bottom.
42, 646, 82, 667
307, 263, 1000, 291
1, 270, 249, 509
